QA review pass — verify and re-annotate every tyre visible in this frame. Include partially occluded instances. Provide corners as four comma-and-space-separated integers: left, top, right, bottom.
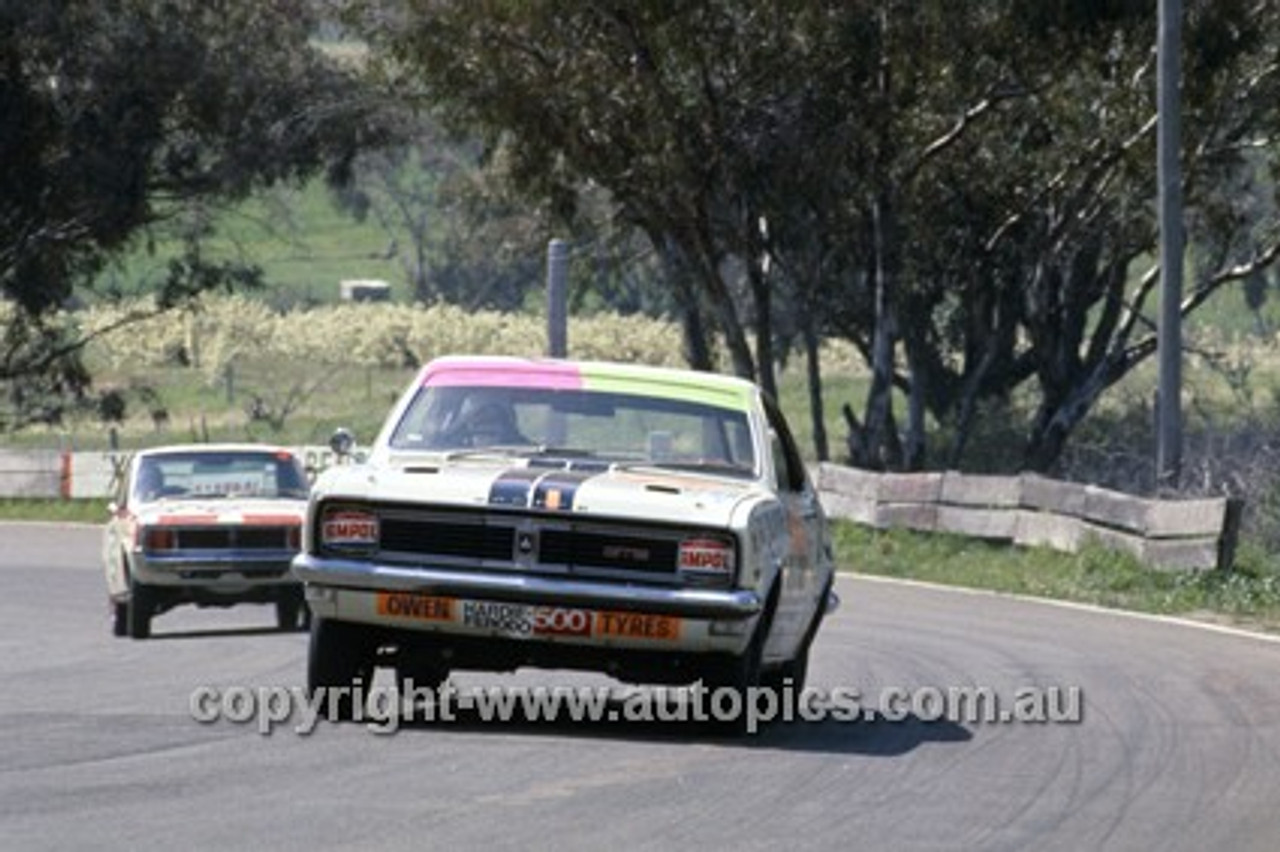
111, 599, 127, 638
275, 589, 306, 631
705, 628, 765, 736
762, 646, 809, 696
762, 577, 831, 696
704, 586, 777, 736
308, 617, 375, 721
127, 581, 153, 640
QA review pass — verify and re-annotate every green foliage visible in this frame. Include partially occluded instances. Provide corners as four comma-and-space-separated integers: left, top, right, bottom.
833, 521, 1280, 631
339, 0, 1280, 472
7, 0, 1280, 482
1, 0, 391, 421
2, 297, 866, 454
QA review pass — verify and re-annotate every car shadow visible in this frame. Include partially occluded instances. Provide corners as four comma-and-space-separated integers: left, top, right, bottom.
359, 691, 972, 756
144, 625, 305, 641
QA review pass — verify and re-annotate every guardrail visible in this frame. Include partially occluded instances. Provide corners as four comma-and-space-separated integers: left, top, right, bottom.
1, 449, 1242, 570
814, 463, 1242, 571
0, 446, 361, 500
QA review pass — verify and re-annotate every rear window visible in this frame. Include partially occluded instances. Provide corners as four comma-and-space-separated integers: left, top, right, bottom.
133, 452, 309, 502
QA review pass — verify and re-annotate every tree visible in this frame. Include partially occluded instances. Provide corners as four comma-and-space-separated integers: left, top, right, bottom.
870, 0, 1280, 472
346, 0, 856, 389
343, 0, 1280, 475
0, 0, 389, 428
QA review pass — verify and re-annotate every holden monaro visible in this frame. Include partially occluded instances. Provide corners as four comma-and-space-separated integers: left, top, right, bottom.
293, 356, 837, 722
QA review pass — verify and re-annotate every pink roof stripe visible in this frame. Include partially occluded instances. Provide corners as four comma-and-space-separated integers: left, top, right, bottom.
420, 357, 584, 389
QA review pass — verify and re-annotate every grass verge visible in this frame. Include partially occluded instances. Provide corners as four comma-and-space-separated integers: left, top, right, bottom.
833, 521, 1280, 635
0, 498, 110, 525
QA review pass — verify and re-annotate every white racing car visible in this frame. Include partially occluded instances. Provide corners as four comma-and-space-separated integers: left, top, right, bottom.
103, 444, 310, 638
293, 356, 838, 725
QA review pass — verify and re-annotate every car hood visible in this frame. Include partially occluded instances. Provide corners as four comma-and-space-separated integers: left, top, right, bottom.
315, 459, 765, 527
131, 498, 307, 525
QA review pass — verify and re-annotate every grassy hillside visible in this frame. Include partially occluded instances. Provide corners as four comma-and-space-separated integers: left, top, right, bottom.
107, 180, 406, 308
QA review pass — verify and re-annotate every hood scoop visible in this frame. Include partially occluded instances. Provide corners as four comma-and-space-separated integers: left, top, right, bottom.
403, 465, 441, 474
644, 483, 682, 495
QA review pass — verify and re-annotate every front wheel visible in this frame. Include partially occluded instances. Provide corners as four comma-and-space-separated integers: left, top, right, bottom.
111, 599, 127, 638
127, 581, 153, 640
703, 589, 776, 736
762, 577, 831, 695
762, 646, 810, 696
275, 589, 307, 631
308, 617, 375, 721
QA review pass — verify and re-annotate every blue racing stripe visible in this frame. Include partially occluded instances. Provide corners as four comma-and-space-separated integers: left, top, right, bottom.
488, 468, 542, 507
531, 470, 600, 511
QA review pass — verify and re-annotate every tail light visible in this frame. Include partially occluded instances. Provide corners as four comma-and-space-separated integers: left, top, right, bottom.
286, 525, 302, 550
144, 527, 177, 551
678, 536, 735, 584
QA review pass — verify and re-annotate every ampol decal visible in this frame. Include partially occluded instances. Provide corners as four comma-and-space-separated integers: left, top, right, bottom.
322, 509, 379, 548
678, 538, 733, 573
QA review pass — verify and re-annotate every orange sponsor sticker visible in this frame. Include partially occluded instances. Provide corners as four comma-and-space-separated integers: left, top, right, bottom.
594, 611, 681, 641
376, 592, 454, 622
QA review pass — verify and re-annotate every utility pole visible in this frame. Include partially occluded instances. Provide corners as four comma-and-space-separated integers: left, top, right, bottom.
1156, 0, 1184, 493
546, 238, 569, 358
545, 238, 570, 446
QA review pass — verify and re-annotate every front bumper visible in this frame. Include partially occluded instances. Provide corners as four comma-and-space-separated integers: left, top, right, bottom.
291, 552, 762, 620
133, 550, 299, 588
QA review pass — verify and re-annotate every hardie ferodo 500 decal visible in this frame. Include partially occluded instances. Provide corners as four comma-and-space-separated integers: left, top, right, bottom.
374, 592, 681, 641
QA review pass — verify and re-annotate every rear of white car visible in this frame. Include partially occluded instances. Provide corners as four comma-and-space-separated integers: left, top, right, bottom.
103, 445, 310, 638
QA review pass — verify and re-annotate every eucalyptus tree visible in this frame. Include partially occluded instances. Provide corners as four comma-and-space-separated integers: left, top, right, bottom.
0, 0, 388, 428
343, 0, 1280, 474
802, 0, 1280, 472
875, 0, 1280, 472
345, 0, 863, 393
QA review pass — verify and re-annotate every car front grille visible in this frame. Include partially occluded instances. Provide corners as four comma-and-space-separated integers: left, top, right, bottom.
379, 518, 515, 562
538, 529, 678, 575
329, 504, 717, 585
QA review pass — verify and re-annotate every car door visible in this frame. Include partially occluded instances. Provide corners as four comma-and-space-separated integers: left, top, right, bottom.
761, 397, 828, 661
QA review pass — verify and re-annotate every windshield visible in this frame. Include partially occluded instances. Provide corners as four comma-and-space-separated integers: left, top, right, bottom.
132, 451, 310, 503
388, 385, 758, 476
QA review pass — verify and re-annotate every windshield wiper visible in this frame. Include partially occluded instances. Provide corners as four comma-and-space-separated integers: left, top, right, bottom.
441, 445, 537, 461
616, 459, 756, 479
529, 446, 599, 458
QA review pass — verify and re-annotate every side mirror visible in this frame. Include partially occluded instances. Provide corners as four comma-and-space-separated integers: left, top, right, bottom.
329, 427, 356, 459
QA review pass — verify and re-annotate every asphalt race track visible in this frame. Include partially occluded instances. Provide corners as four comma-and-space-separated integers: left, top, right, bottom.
2, 521, 1278, 851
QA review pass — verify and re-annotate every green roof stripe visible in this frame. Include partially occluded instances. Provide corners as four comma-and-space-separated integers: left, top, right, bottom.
577, 362, 755, 410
